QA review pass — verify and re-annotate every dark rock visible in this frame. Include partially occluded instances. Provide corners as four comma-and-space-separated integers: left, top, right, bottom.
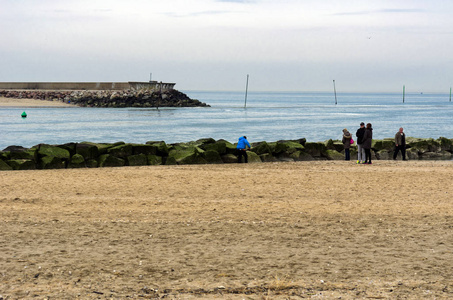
147, 155, 163, 165
99, 154, 125, 167
304, 142, 327, 157
132, 144, 158, 156
0, 159, 13, 170
145, 141, 169, 156
76, 143, 100, 160
251, 141, 272, 155
3, 145, 28, 152
7, 159, 36, 170
86, 159, 99, 168
69, 154, 86, 168
107, 144, 133, 159
127, 154, 148, 166
203, 150, 223, 164
260, 153, 279, 162
221, 154, 238, 164
37, 144, 70, 160
40, 156, 65, 169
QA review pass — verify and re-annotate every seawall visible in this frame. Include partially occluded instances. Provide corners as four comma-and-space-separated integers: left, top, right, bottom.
0, 81, 175, 91
1, 137, 452, 171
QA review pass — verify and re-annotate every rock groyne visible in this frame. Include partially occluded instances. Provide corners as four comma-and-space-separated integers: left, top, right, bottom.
0, 89, 210, 108
1, 137, 452, 170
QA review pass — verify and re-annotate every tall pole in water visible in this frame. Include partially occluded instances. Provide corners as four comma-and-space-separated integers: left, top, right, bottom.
333, 80, 337, 105
403, 85, 405, 103
244, 74, 249, 108
450, 87, 451, 102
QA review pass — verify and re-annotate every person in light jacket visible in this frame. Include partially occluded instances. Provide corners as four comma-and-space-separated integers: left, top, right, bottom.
342, 128, 352, 161
355, 122, 366, 164
362, 123, 373, 164
236, 136, 251, 163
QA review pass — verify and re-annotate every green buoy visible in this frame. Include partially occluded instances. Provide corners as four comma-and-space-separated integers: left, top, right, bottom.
21, 111, 27, 118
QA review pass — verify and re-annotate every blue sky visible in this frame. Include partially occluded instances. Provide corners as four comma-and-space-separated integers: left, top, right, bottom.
1, 0, 452, 92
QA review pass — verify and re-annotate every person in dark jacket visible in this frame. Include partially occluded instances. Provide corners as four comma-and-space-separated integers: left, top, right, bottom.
362, 123, 373, 164
236, 136, 251, 163
393, 127, 406, 160
342, 128, 352, 161
356, 122, 366, 164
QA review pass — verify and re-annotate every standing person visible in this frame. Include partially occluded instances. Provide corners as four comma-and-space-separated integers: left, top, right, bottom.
362, 123, 373, 164
393, 127, 407, 160
342, 128, 352, 161
356, 122, 366, 164
236, 136, 251, 163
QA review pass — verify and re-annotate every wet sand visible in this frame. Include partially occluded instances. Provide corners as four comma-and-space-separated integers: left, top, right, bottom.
0, 96, 73, 107
1, 161, 453, 299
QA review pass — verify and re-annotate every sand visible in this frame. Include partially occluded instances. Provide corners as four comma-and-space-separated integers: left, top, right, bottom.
1, 161, 453, 299
0, 96, 74, 107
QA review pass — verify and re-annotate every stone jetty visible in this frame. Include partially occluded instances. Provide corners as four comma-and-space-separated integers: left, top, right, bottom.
0, 89, 209, 108
1, 137, 452, 170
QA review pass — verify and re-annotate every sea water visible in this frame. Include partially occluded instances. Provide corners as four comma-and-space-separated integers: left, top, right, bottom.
1, 91, 452, 150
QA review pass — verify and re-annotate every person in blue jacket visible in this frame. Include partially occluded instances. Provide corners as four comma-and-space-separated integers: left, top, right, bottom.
236, 136, 251, 163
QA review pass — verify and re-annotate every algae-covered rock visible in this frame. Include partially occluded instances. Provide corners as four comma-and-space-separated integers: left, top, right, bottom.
203, 150, 223, 164
273, 141, 305, 155
221, 154, 238, 164
37, 144, 70, 160
9, 149, 36, 161
332, 141, 344, 153
99, 154, 125, 167
251, 141, 272, 155
376, 149, 392, 160
0, 159, 13, 170
40, 156, 65, 169
86, 159, 98, 168
200, 140, 228, 155
325, 149, 344, 160
132, 144, 158, 156
145, 141, 169, 156
58, 143, 77, 156
127, 154, 148, 166
304, 142, 327, 157
147, 155, 163, 165
372, 139, 395, 151
408, 138, 440, 154
299, 152, 315, 161
7, 159, 36, 170
420, 151, 452, 160
168, 146, 206, 164
437, 137, 453, 152
260, 153, 279, 162
107, 144, 134, 159
69, 154, 86, 168
76, 143, 100, 160
246, 151, 262, 163
165, 156, 177, 165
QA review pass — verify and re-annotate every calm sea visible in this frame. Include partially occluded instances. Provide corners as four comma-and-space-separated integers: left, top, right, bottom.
1, 91, 452, 150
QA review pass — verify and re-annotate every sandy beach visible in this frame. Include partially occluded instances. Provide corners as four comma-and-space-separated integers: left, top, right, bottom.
0, 96, 74, 107
1, 161, 453, 299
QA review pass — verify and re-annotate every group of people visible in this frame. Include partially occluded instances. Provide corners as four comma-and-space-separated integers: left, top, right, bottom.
235, 124, 407, 164
342, 123, 406, 164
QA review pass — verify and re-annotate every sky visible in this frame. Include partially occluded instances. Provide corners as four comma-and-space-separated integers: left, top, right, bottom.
1, 0, 453, 92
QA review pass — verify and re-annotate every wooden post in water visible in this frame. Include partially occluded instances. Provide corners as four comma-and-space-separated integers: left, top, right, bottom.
403, 85, 405, 103
244, 74, 249, 108
333, 80, 337, 105
450, 87, 451, 102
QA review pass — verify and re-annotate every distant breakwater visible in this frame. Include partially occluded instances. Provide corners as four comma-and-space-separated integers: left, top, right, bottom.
0, 89, 209, 108
1, 137, 452, 171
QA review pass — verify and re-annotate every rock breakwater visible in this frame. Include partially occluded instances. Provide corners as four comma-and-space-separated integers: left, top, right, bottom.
0, 89, 209, 108
1, 137, 452, 170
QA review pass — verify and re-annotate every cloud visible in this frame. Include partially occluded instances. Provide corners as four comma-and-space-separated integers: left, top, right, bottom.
163, 10, 238, 18
333, 8, 425, 16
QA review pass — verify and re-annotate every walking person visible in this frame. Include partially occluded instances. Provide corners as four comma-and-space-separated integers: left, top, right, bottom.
393, 127, 407, 160
356, 122, 366, 164
342, 128, 352, 161
362, 123, 373, 164
236, 136, 251, 163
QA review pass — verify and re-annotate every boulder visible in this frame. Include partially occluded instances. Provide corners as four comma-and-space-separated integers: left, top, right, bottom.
3, 145, 28, 152
203, 150, 223, 164
82, 142, 115, 155
58, 143, 77, 156
76, 143, 100, 160
273, 141, 305, 155
36, 144, 70, 160
376, 149, 392, 160
99, 154, 125, 167
200, 140, 228, 155
132, 144, 158, 156
221, 154, 238, 164
260, 153, 279, 162
298, 152, 315, 161
0, 159, 13, 170
69, 154, 86, 168
437, 137, 453, 152
127, 154, 148, 166
304, 142, 327, 157
145, 141, 169, 156
408, 138, 440, 154
325, 150, 344, 160
406, 148, 419, 160
251, 141, 272, 155
164, 156, 177, 165
332, 141, 344, 153
86, 159, 99, 168
247, 151, 262, 163
147, 155, 163, 165
420, 151, 452, 160
372, 139, 395, 151
7, 159, 36, 170
107, 144, 133, 159
168, 146, 206, 164
40, 156, 65, 169
9, 149, 36, 160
